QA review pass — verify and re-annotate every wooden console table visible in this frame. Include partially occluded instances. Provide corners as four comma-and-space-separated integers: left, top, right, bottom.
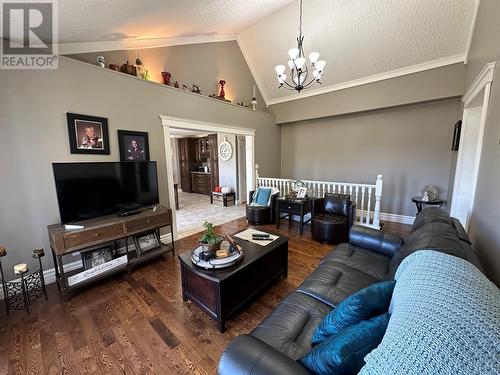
47, 206, 174, 300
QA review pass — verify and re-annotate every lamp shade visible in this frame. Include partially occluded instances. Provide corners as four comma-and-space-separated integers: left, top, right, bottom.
309, 51, 320, 63
275, 64, 286, 75
288, 48, 299, 59
315, 60, 326, 71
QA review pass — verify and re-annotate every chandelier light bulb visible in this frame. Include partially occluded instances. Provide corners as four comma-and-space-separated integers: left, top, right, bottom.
288, 48, 299, 60
275, 64, 286, 75
278, 74, 287, 84
309, 52, 320, 63
313, 70, 322, 80
315, 60, 326, 72
295, 57, 306, 70
288, 60, 295, 69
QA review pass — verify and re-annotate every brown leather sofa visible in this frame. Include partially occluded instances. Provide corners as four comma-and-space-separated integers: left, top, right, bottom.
246, 190, 279, 225
311, 193, 356, 243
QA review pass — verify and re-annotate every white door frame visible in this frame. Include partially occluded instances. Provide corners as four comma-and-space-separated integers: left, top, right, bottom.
160, 115, 256, 240
450, 62, 495, 229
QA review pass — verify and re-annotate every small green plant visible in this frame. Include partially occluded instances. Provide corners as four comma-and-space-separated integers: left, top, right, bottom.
200, 220, 219, 245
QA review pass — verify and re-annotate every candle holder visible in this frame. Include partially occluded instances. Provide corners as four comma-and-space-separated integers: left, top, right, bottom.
1, 248, 48, 314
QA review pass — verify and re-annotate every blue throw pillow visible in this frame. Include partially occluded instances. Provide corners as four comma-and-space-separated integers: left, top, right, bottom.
312, 281, 395, 345
300, 313, 390, 375
254, 187, 272, 206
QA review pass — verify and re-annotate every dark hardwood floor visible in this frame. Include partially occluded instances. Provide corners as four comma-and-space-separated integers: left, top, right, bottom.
0, 219, 411, 375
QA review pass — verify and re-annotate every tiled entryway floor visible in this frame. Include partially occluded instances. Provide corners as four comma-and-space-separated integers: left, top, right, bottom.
175, 191, 246, 239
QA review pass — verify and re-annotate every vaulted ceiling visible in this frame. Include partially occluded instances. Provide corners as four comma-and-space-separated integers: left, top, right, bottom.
57, 0, 478, 106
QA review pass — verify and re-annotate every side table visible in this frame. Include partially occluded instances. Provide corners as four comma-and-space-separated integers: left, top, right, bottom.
412, 196, 444, 215
276, 197, 312, 235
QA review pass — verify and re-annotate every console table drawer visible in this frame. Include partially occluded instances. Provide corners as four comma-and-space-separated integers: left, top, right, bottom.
63, 224, 124, 248
126, 212, 171, 232
281, 203, 302, 214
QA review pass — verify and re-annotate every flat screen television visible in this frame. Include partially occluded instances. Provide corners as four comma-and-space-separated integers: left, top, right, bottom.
52, 161, 159, 224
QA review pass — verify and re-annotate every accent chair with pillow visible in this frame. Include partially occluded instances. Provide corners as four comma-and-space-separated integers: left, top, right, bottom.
246, 187, 280, 225
311, 193, 356, 243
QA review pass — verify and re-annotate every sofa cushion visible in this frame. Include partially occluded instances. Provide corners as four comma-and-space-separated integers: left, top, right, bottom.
321, 243, 391, 281
301, 313, 390, 375
312, 281, 395, 345
360, 250, 500, 375
389, 222, 483, 278
324, 193, 351, 217
297, 261, 379, 308
250, 291, 332, 360
251, 187, 272, 206
411, 207, 451, 232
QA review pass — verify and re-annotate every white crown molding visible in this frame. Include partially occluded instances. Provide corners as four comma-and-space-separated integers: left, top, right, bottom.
266, 54, 466, 106
58, 34, 237, 55
464, 0, 481, 64
462, 62, 495, 106
236, 35, 270, 106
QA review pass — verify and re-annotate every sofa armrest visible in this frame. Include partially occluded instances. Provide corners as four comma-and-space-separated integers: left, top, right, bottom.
217, 335, 310, 375
312, 198, 324, 216
349, 225, 404, 257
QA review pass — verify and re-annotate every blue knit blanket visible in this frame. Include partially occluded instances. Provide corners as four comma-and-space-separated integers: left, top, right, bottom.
360, 250, 500, 375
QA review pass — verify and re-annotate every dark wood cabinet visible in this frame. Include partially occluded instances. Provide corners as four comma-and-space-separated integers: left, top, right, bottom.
208, 134, 219, 191
178, 138, 197, 192
191, 172, 211, 195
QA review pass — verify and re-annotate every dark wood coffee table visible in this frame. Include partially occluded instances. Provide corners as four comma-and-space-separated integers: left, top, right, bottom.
178, 232, 288, 332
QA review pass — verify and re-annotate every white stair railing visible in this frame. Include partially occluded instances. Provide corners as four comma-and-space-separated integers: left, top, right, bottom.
255, 170, 383, 229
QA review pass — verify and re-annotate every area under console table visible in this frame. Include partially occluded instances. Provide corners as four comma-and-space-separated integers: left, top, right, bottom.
47, 206, 174, 300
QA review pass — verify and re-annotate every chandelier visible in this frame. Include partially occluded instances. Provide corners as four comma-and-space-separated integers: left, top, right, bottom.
274, 0, 325, 93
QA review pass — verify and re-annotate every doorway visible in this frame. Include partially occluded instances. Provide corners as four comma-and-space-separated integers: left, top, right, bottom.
450, 62, 495, 229
160, 116, 256, 240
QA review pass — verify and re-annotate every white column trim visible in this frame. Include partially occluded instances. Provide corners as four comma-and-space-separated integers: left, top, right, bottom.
462, 62, 495, 106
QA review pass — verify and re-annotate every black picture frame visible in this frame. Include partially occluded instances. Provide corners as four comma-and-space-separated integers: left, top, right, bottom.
117, 130, 150, 161
81, 244, 115, 270
133, 230, 160, 256
67, 113, 110, 155
452, 120, 462, 151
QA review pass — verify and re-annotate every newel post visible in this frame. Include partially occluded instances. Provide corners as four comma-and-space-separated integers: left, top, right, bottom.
255, 164, 260, 187
373, 174, 383, 229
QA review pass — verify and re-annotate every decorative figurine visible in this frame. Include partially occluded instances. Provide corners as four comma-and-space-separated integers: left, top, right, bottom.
182, 84, 190, 91
218, 80, 226, 99
109, 64, 120, 71
96, 56, 105, 68
174, 81, 180, 88
134, 57, 145, 79
161, 71, 172, 86
192, 84, 201, 94
120, 61, 136, 76
251, 85, 257, 110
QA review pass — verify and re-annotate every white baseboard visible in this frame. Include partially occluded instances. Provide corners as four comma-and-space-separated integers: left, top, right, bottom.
0, 233, 175, 300
379, 212, 415, 225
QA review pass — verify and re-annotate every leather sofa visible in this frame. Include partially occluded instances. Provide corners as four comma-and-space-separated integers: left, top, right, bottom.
311, 193, 356, 243
246, 190, 279, 225
217, 207, 483, 375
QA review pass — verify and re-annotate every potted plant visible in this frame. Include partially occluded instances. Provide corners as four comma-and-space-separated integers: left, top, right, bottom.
199, 220, 223, 253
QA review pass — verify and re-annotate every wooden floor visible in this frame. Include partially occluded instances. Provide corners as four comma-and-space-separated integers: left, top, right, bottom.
0, 219, 411, 375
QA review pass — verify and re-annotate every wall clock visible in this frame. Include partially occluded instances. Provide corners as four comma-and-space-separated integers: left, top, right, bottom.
218, 138, 233, 161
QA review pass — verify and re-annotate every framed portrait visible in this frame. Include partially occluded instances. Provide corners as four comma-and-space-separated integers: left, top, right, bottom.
451, 120, 462, 151
134, 230, 160, 255
81, 245, 115, 270
118, 130, 150, 161
67, 113, 110, 155
297, 187, 307, 198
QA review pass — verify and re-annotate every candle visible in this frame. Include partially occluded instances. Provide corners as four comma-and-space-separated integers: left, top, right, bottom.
14, 263, 28, 274
0, 247, 6, 257
252, 85, 256, 98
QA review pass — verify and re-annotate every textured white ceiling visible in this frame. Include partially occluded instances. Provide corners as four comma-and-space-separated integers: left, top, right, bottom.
238, 0, 477, 103
58, 0, 294, 43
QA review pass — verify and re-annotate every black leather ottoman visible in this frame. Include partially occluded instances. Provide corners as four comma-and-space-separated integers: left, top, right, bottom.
311, 213, 348, 244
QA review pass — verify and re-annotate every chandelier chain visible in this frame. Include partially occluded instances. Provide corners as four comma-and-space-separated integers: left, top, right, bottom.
299, 0, 303, 39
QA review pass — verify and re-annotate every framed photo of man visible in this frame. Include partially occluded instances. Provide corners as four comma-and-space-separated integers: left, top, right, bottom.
117, 130, 150, 161
67, 113, 110, 155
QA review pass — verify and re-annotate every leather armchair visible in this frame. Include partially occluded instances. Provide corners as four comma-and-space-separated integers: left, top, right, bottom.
311, 193, 356, 244
246, 190, 279, 225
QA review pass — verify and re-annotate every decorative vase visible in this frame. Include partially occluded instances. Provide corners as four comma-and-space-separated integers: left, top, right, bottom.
161, 71, 172, 85
219, 80, 226, 99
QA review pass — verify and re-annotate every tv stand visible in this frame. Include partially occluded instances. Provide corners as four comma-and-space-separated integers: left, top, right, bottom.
118, 209, 141, 217
47, 206, 174, 300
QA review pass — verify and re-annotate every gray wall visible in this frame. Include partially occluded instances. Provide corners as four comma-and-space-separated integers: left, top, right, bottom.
270, 63, 465, 124
280, 99, 461, 216
68, 41, 267, 112
462, 0, 500, 286
217, 133, 238, 192
0, 56, 279, 279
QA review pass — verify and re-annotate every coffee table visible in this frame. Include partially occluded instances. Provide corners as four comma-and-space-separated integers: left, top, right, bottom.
178, 232, 288, 332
